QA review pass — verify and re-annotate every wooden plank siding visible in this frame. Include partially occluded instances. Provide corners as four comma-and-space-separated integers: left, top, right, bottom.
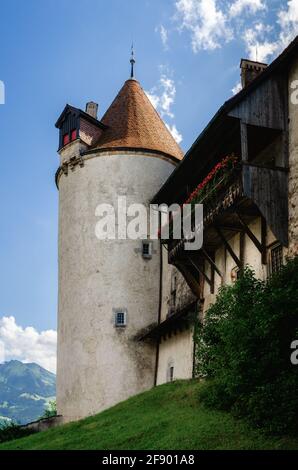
242, 164, 288, 246
228, 74, 288, 131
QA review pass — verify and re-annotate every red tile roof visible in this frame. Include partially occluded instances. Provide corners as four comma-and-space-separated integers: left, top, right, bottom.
93, 79, 183, 161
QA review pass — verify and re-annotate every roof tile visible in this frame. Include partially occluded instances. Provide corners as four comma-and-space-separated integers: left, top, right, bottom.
93, 79, 183, 161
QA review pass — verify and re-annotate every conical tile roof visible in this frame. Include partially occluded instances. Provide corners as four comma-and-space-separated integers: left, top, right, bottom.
93, 79, 183, 161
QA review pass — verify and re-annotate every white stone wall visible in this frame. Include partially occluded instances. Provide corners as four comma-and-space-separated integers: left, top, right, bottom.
156, 329, 194, 386
57, 150, 176, 422
156, 246, 196, 386
289, 57, 298, 257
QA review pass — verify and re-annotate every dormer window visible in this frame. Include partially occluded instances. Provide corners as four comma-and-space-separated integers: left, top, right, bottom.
63, 133, 70, 146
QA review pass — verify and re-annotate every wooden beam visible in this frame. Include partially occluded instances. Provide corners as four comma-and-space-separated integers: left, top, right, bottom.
240, 231, 245, 272
215, 226, 242, 269
236, 212, 263, 253
240, 121, 249, 162
219, 224, 244, 232
261, 216, 267, 265
175, 263, 201, 298
210, 254, 215, 294
233, 206, 260, 218
186, 256, 212, 287
202, 249, 223, 278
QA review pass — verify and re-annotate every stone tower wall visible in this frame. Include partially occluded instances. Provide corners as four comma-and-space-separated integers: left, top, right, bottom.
56, 149, 176, 422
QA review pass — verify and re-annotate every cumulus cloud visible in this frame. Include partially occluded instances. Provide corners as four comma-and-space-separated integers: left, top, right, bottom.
156, 24, 169, 49
243, 24, 279, 62
277, 0, 298, 49
165, 123, 183, 144
231, 81, 242, 95
147, 75, 176, 119
241, 1, 298, 62
173, 0, 298, 63
0, 316, 57, 373
175, 0, 233, 51
146, 72, 183, 144
229, 0, 266, 17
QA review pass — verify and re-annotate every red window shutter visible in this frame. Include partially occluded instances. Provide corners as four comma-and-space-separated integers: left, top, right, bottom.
71, 129, 77, 141
63, 133, 70, 146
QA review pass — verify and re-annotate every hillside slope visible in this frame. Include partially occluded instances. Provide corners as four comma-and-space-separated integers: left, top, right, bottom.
1, 380, 298, 450
0, 361, 55, 424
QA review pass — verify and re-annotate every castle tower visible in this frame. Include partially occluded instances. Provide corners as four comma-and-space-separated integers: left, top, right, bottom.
55, 61, 183, 422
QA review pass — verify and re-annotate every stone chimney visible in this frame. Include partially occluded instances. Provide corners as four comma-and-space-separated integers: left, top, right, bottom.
85, 101, 98, 120
240, 59, 268, 88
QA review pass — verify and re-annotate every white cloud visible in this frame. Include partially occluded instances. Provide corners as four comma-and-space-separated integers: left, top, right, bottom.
0, 316, 57, 373
175, 0, 233, 51
146, 74, 176, 118
243, 25, 279, 61
146, 71, 183, 144
229, 0, 266, 17
156, 24, 169, 49
241, 1, 298, 62
173, 0, 298, 64
277, 0, 298, 48
166, 123, 183, 144
231, 81, 242, 95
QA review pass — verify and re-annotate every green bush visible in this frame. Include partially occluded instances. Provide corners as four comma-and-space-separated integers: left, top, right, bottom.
40, 400, 57, 419
0, 422, 35, 443
195, 257, 298, 434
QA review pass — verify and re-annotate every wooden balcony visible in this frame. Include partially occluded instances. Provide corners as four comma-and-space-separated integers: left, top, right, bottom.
164, 162, 288, 297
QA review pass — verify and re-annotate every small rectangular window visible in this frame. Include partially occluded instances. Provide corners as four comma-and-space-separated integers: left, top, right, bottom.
71, 129, 77, 141
142, 241, 152, 259
114, 310, 126, 327
63, 133, 70, 146
169, 366, 174, 382
270, 244, 283, 275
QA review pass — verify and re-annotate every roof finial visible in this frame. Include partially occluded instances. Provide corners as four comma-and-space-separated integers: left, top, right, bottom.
130, 43, 135, 79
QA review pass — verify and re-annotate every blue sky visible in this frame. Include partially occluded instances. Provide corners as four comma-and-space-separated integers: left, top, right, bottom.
0, 0, 297, 372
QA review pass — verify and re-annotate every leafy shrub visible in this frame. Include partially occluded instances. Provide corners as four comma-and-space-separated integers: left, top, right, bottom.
195, 257, 298, 433
0, 422, 35, 443
41, 400, 57, 419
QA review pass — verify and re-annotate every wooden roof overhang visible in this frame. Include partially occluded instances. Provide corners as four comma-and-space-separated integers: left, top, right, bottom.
152, 36, 298, 209
139, 301, 198, 342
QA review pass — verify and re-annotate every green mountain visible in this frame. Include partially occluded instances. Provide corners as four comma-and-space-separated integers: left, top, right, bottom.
1, 380, 297, 450
0, 360, 56, 425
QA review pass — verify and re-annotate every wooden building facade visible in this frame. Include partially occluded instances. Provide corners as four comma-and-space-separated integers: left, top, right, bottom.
146, 36, 298, 385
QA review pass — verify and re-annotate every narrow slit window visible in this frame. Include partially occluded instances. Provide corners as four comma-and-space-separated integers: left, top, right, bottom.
171, 275, 177, 308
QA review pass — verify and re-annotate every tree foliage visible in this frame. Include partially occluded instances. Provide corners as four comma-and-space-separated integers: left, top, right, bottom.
195, 257, 298, 433
41, 400, 57, 419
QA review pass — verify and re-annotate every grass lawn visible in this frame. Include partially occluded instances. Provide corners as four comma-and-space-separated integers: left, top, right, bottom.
0, 380, 297, 450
